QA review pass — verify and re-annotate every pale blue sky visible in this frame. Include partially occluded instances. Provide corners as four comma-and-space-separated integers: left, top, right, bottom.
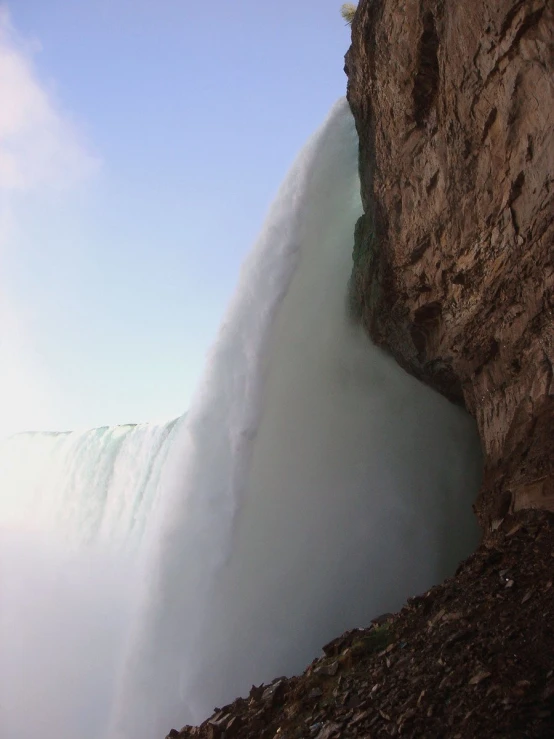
0, 1, 353, 435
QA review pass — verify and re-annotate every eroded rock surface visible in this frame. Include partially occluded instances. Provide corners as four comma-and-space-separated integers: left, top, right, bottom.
345, 0, 553, 527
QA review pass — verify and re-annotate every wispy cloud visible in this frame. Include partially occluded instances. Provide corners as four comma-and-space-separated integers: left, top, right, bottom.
0, 6, 100, 192
0, 6, 101, 437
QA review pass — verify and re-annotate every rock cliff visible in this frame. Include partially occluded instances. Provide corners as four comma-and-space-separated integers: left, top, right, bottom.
345, 0, 553, 528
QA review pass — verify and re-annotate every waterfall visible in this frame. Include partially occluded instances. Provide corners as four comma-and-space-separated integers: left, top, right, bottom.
0, 99, 482, 739
0, 421, 180, 541
0, 420, 181, 739
109, 99, 481, 737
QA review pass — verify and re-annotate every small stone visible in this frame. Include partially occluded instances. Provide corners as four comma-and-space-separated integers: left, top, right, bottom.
351, 709, 371, 724
315, 722, 341, 739
469, 671, 491, 685
428, 608, 446, 627
208, 711, 229, 730
315, 660, 339, 677
262, 679, 286, 706
249, 683, 264, 702
442, 612, 462, 622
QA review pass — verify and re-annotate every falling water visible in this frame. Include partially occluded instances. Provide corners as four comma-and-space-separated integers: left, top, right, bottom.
109, 99, 482, 737
0, 421, 180, 541
0, 99, 482, 739
0, 420, 181, 738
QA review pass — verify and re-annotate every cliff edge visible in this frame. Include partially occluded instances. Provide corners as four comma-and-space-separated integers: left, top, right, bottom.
346, 0, 553, 528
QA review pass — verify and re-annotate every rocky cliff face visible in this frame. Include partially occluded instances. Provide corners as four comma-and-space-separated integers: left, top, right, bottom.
345, 0, 553, 529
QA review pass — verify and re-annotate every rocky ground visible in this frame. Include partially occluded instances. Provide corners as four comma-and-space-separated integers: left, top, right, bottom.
166, 510, 554, 739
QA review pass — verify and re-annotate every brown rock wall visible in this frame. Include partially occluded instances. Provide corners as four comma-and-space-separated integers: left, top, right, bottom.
345, 0, 554, 527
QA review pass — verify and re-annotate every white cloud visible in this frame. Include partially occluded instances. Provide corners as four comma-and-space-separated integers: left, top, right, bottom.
0, 7, 101, 437
0, 6, 100, 191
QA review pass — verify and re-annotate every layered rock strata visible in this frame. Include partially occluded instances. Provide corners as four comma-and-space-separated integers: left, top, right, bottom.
345, 0, 554, 527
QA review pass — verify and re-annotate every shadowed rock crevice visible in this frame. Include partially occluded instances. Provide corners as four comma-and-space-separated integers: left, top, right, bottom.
413, 11, 440, 126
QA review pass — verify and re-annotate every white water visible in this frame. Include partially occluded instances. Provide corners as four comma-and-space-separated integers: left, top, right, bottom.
0, 421, 180, 541
0, 421, 181, 738
0, 99, 482, 739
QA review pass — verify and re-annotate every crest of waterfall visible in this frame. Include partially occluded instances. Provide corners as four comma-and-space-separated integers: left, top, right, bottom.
0, 421, 180, 541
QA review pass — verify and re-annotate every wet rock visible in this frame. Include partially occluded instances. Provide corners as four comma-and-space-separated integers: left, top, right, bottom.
468, 671, 492, 686
313, 661, 339, 677
345, 0, 554, 526
261, 679, 286, 707
308, 687, 323, 700
249, 683, 265, 702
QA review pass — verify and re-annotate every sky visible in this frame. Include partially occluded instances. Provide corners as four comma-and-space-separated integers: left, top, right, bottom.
0, 0, 353, 436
